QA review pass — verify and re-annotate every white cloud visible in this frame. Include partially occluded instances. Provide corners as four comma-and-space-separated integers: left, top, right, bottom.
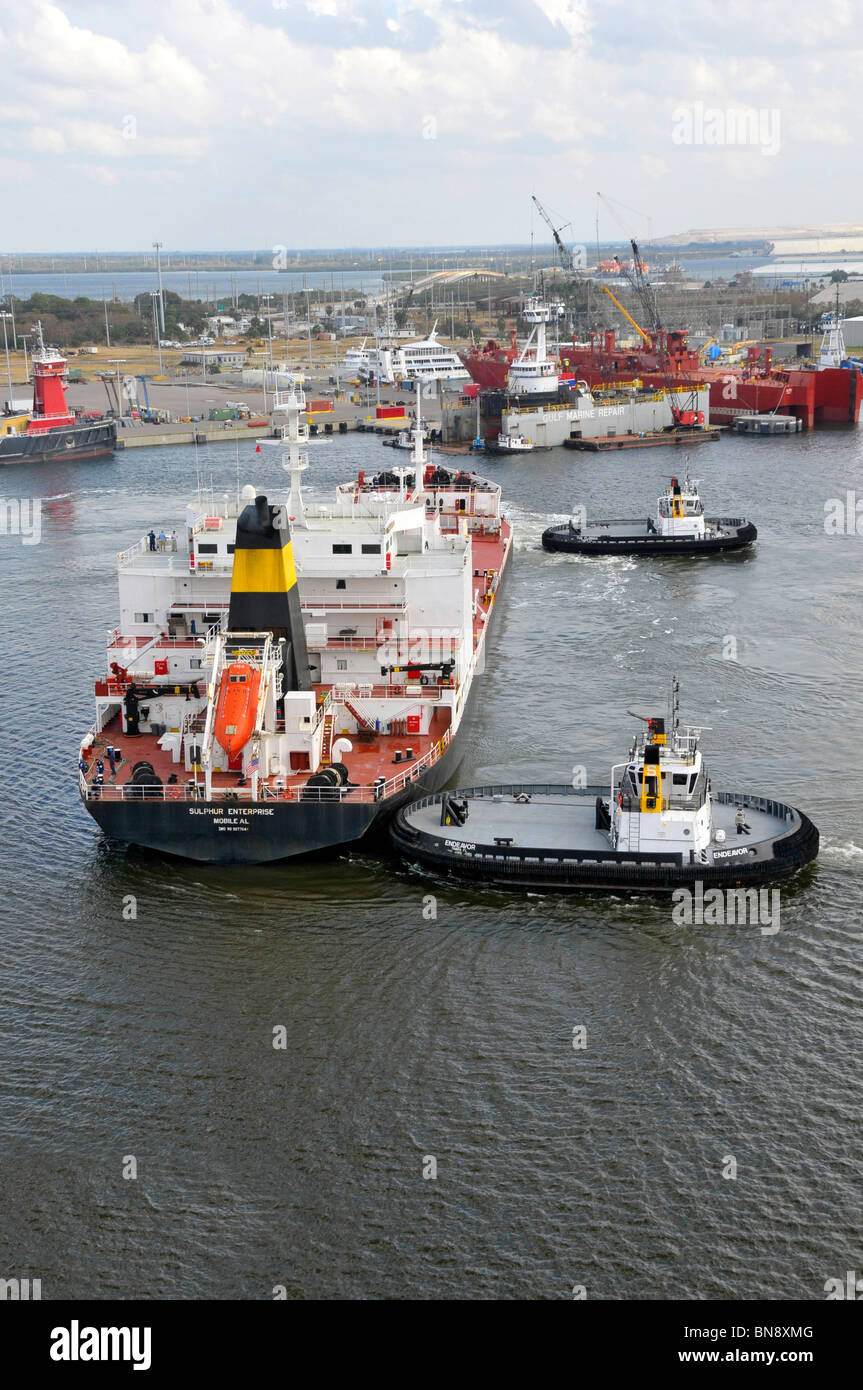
0, 0, 862, 248
25, 126, 67, 153
0, 155, 35, 178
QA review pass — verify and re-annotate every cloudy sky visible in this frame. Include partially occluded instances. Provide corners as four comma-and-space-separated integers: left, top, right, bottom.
0, 0, 860, 251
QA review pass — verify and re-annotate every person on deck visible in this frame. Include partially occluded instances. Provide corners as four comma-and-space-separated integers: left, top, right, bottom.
148, 530, 156, 551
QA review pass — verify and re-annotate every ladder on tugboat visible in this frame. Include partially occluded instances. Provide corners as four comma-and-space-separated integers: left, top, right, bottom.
321, 712, 334, 765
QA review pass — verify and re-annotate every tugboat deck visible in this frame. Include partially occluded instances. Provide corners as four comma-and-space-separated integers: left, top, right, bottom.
404, 787, 790, 858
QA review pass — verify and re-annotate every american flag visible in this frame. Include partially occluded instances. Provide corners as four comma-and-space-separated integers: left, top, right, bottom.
249, 753, 259, 772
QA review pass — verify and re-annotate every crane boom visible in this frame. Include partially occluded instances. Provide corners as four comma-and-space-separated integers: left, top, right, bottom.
531, 194, 579, 274
601, 285, 650, 344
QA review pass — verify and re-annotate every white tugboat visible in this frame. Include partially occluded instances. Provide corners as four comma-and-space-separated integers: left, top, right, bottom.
391, 679, 819, 892
542, 464, 756, 556
487, 432, 536, 456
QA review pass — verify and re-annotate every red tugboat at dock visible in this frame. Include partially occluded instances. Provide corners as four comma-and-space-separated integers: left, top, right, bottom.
0, 321, 116, 464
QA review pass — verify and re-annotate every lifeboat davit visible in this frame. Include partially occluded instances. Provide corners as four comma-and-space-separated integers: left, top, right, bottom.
214, 662, 260, 760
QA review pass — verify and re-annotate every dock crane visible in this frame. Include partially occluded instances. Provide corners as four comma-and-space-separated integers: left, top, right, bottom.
601, 284, 651, 345
612, 238, 703, 430
531, 195, 585, 275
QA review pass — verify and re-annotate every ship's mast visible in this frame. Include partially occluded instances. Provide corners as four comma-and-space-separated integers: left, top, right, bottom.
818, 285, 846, 369
265, 379, 309, 526
412, 376, 428, 472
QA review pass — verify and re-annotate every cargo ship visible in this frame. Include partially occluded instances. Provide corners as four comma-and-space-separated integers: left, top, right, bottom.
0, 322, 116, 463
77, 383, 511, 863
461, 306, 862, 429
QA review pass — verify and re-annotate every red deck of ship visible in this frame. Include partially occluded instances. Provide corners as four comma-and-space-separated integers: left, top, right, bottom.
84, 702, 454, 799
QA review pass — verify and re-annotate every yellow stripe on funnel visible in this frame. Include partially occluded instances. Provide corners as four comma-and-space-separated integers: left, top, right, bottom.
231, 545, 298, 594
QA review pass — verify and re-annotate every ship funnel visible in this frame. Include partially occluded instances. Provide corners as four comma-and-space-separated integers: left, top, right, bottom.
228, 494, 310, 691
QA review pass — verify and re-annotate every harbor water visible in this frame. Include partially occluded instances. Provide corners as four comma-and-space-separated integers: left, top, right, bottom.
1, 427, 861, 1299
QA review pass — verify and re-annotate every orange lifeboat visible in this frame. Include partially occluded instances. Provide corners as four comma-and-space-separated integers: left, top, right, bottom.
214, 661, 260, 762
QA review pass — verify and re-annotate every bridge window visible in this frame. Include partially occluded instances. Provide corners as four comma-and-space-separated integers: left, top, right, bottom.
333, 543, 352, 554
362, 543, 381, 554
198, 543, 218, 554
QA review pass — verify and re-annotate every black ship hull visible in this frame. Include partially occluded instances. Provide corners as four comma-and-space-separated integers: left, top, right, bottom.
0, 419, 116, 464
542, 519, 757, 556
81, 682, 480, 864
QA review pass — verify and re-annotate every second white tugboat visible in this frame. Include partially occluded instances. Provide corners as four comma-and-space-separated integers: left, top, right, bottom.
487, 432, 535, 456
391, 679, 818, 892
542, 465, 756, 556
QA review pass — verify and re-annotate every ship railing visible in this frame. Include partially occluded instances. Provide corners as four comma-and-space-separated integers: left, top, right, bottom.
330, 681, 446, 701
712, 790, 795, 822
325, 632, 460, 654
81, 723, 455, 805
301, 598, 407, 612
117, 541, 194, 571
106, 631, 210, 654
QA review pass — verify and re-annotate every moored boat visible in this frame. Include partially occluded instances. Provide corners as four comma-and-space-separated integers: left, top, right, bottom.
487, 432, 535, 455
0, 321, 115, 464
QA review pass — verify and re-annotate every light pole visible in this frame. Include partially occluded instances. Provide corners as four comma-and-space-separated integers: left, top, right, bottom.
108, 359, 127, 419
153, 241, 166, 333
17, 333, 31, 384
259, 352, 268, 414
150, 293, 163, 374
261, 293, 274, 373
0, 312, 13, 404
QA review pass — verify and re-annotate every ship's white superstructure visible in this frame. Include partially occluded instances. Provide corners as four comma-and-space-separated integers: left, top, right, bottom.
354, 324, 468, 385
84, 382, 509, 835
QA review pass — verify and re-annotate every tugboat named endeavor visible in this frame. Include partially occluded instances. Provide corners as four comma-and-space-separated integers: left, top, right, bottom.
542, 467, 756, 556
391, 679, 818, 892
